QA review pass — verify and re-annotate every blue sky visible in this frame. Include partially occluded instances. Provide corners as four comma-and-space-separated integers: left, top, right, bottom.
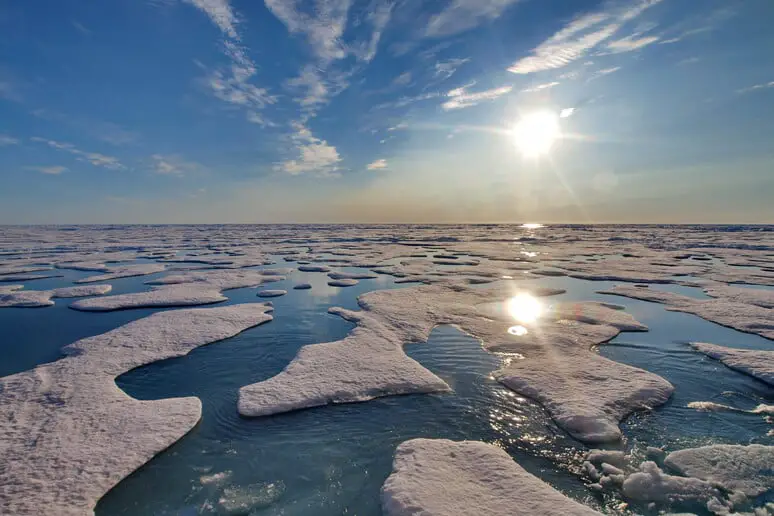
1, 0, 773, 224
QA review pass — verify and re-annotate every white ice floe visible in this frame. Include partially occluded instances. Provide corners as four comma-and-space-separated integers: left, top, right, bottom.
327, 271, 378, 280
703, 284, 774, 309
691, 342, 774, 386
688, 401, 774, 415
381, 439, 602, 516
257, 289, 287, 298
70, 284, 226, 311
328, 279, 359, 287
621, 461, 721, 505
0, 303, 273, 516
297, 265, 330, 272
239, 283, 672, 443
72, 270, 283, 311
0, 273, 63, 282
600, 285, 774, 340
0, 285, 112, 308
665, 444, 774, 497
75, 263, 166, 284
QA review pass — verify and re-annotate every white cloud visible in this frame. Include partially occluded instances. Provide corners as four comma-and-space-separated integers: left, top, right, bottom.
151, 154, 202, 176
182, 0, 276, 126
367, 158, 388, 170
26, 166, 67, 175
425, 0, 520, 38
588, 66, 621, 81
286, 65, 330, 107
0, 134, 19, 146
30, 137, 126, 170
442, 84, 512, 110
264, 0, 352, 63
521, 81, 560, 93
508, 0, 663, 74
392, 71, 412, 86
605, 34, 659, 53
71, 21, 91, 35
737, 81, 774, 94
434, 58, 470, 80
182, 0, 239, 39
276, 122, 342, 177
387, 122, 408, 131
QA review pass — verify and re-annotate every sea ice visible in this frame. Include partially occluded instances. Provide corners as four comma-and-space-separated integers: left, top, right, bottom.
75, 263, 166, 284
665, 444, 774, 497
239, 283, 672, 443
0, 303, 273, 516
381, 439, 602, 515
600, 285, 774, 340
257, 289, 287, 298
328, 278, 359, 287
691, 342, 774, 386
0, 285, 112, 308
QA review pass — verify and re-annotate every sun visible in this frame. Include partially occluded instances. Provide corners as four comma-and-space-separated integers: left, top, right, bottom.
511, 110, 560, 158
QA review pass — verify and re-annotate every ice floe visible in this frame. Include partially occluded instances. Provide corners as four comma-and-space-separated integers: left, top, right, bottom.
381, 438, 602, 516
71, 270, 283, 311
600, 285, 774, 340
0, 284, 112, 308
691, 342, 774, 386
257, 289, 287, 298
0, 303, 273, 516
75, 263, 166, 284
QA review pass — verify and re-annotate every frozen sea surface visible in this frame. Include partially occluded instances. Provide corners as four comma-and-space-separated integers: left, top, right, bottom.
0, 224, 772, 515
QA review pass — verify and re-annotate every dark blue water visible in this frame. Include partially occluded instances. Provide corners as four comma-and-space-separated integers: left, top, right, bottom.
1, 258, 772, 515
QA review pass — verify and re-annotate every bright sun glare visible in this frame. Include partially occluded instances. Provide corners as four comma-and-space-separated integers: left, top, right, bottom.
512, 111, 560, 158
506, 293, 543, 324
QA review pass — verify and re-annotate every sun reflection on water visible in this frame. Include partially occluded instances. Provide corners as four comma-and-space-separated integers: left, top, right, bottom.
506, 293, 543, 324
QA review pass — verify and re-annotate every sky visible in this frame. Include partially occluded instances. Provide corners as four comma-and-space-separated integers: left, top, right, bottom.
1, 0, 773, 224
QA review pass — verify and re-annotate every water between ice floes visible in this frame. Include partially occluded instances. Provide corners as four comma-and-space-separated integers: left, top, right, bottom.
1, 261, 772, 515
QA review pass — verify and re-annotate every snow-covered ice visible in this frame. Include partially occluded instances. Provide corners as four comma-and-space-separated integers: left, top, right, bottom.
600, 285, 774, 340
691, 342, 774, 386
665, 444, 774, 497
381, 438, 602, 516
257, 289, 287, 298
71, 270, 283, 311
75, 263, 166, 284
0, 303, 273, 516
328, 278, 359, 287
0, 285, 112, 308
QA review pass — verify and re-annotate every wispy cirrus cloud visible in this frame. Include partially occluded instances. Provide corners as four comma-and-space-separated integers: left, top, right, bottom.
183, 0, 240, 39
0, 134, 19, 146
30, 137, 126, 170
276, 122, 342, 177
26, 166, 67, 175
434, 58, 470, 80
425, 0, 521, 38
180, 0, 276, 126
151, 154, 203, 176
737, 81, 774, 94
442, 84, 512, 110
508, 0, 663, 74
367, 158, 388, 170
521, 81, 560, 93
